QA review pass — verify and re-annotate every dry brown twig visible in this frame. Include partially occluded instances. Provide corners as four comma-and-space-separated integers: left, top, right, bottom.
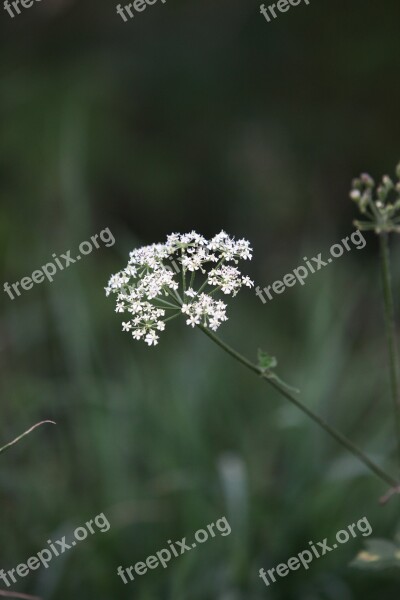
0, 421, 56, 456
0, 591, 41, 600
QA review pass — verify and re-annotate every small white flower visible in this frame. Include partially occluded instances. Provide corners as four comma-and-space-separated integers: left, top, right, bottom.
242, 276, 254, 288
185, 287, 197, 298
186, 314, 200, 327
145, 331, 159, 346
124, 265, 137, 276
132, 329, 145, 340
122, 321, 132, 331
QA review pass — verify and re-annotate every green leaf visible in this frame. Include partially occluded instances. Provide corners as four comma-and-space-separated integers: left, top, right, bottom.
257, 349, 278, 371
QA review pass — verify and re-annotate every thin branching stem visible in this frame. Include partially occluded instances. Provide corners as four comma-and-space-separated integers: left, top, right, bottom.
197, 258, 225, 295
181, 248, 186, 294
156, 295, 180, 309
163, 312, 182, 324
199, 326, 398, 488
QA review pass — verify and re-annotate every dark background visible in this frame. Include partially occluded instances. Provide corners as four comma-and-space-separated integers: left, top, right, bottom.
1, 0, 400, 598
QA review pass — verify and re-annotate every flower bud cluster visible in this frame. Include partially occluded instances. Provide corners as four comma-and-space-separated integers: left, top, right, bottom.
350, 162, 400, 233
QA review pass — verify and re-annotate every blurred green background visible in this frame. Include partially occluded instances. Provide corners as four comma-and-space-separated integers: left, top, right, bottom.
1, 0, 400, 598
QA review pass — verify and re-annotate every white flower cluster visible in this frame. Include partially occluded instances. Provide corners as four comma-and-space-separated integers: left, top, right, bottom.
105, 231, 253, 345
181, 294, 228, 330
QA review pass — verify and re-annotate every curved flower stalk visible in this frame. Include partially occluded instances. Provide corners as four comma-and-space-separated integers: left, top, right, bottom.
106, 231, 398, 489
351, 163, 400, 473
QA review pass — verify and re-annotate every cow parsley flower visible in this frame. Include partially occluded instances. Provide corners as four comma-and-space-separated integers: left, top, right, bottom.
105, 230, 253, 345
104, 227, 396, 491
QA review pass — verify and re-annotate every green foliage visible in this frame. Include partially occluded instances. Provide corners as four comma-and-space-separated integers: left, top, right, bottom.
2, 1, 400, 598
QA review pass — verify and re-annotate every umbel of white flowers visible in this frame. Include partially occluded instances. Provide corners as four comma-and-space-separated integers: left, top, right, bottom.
105, 231, 254, 345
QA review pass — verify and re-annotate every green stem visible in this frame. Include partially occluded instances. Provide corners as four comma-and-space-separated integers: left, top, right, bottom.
155, 296, 180, 309
163, 312, 182, 323
379, 233, 400, 470
209, 286, 221, 295
197, 258, 225, 295
199, 326, 398, 488
181, 249, 186, 294
163, 288, 183, 307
